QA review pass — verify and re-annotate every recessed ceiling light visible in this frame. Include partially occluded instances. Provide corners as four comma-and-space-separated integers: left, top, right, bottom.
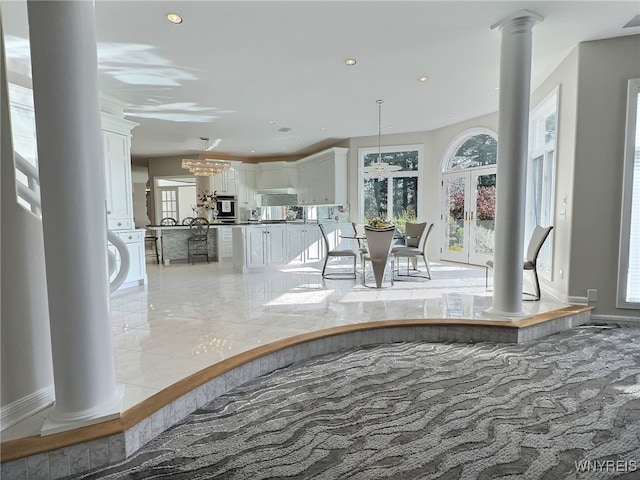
418, 76, 429, 82
251, 150, 256, 153
345, 58, 357, 66
321, 127, 328, 131
267, 121, 276, 124
494, 86, 500, 91
166, 13, 183, 24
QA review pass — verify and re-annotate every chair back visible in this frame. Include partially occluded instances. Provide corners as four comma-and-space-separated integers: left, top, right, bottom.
526, 225, 553, 265
404, 222, 427, 248
182, 217, 195, 225
420, 223, 434, 252
318, 224, 330, 252
189, 217, 210, 237
160, 217, 177, 226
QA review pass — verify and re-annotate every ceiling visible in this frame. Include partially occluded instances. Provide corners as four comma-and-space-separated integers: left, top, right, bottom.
2, 1, 639, 161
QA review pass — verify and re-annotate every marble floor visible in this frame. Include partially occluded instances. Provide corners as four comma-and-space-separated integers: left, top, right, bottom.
2, 257, 566, 442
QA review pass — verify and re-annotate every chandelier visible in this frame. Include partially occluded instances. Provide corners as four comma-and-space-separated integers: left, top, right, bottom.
363, 99, 401, 178
181, 137, 231, 176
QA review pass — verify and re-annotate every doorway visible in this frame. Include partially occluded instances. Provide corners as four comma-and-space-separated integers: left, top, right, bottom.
440, 131, 498, 266
442, 168, 496, 265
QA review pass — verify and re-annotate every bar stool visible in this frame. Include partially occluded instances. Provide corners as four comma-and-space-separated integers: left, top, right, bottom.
145, 235, 159, 264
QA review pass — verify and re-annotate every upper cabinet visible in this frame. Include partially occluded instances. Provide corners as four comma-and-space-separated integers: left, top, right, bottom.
237, 164, 258, 208
296, 147, 348, 205
213, 167, 238, 195
101, 112, 138, 231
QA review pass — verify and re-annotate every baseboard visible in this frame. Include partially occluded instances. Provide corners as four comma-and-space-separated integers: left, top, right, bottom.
567, 295, 588, 305
589, 313, 640, 326
0, 385, 55, 431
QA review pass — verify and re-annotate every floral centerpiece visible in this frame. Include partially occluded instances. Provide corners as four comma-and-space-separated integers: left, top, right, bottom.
366, 217, 393, 228
197, 190, 218, 221
197, 190, 218, 210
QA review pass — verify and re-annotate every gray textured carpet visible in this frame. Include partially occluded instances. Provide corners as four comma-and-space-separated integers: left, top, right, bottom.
75, 326, 640, 479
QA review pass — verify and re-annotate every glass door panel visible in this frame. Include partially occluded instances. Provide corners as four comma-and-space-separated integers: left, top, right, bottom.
469, 170, 496, 265
442, 168, 496, 265
363, 177, 388, 222
442, 173, 468, 262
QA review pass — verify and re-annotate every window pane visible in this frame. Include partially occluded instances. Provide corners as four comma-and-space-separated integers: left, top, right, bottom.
364, 150, 418, 171
363, 177, 387, 221
445, 176, 465, 252
626, 92, 640, 303
392, 177, 418, 232
449, 134, 497, 170
475, 174, 496, 255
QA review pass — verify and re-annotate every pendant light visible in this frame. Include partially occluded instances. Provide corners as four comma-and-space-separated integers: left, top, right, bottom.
363, 99, 401, 178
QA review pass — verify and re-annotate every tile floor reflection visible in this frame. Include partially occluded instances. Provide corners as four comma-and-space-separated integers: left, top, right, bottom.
2, 259, 566, 441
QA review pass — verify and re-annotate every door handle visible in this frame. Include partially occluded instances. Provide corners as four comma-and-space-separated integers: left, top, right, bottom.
470, 211, 474, 221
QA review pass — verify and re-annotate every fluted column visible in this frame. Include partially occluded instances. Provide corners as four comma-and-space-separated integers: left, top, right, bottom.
490, 10, 543, 317
27, 0, 122, 434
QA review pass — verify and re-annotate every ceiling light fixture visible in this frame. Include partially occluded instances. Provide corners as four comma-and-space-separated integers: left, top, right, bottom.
418, 76, 429, 82
345, 58, 357, 66
363, 100, 401, 179
181, 138, 231, 176
166, 13, 183, 24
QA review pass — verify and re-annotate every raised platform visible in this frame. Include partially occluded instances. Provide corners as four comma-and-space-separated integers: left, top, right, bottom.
1, 305, 591, 479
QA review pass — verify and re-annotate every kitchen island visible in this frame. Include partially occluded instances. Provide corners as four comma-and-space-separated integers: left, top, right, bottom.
149, 221, 352, 268
147, 225, 220, 264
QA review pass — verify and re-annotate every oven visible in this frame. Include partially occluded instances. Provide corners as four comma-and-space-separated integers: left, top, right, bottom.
216, 195, 237, 220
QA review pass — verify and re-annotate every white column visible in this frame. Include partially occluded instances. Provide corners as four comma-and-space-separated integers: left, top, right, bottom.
490, 10, 543, 317
27, 0, 123, 434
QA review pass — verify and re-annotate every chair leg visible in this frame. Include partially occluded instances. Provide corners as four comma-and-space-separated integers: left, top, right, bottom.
423, 254, 431, 279
154, 238, 159, 264
321, 255, 329, 278
524, 269, 541, 301
485, 266, 489, 290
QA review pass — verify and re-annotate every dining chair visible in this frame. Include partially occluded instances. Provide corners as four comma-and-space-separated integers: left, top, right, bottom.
187, 217, 210, 264
160, 217, 177, 226
351, 222, 368, 274
392, 222, 433, 279
319, 223, 357, 279
362, 225, 396, 288
182, 217, 195, 225
485, 224, 553, 301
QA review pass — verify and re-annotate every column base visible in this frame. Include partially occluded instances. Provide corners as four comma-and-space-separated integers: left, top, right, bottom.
40, 385, 124, 436
484, 306, 527, 320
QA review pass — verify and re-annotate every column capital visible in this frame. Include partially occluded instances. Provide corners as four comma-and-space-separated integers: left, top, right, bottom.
490, 9, 544, 31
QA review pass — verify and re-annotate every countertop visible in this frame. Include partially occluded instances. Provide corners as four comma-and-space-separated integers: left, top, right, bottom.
147, 220, 339, 229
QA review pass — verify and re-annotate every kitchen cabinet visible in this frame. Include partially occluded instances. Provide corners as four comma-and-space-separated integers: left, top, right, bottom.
233, 225, 286, 272
217, 226, 234, 260
237, 167, 259, 211
100, 98, 145, 291
213, 168, 238, 195
287, 224, 323, 263
109, 229, 146, 288
103, 127, 134, 231
296, 147, 348, 205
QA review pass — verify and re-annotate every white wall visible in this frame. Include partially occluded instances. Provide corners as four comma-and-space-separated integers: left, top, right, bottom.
529, 46, 580, 303
570, 35, 640, 319
1, 42, 54, 429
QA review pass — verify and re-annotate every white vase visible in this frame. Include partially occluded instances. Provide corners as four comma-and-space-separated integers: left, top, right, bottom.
206, 210, 214, 222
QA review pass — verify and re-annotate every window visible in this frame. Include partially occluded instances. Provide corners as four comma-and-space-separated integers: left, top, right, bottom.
617, 78, 640, 309
159, 189, 178, 220
359, 146, 421, 232
526, 87, 559, 279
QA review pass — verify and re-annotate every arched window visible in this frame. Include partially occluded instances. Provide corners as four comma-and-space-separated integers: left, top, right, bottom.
445, 133, 497, 171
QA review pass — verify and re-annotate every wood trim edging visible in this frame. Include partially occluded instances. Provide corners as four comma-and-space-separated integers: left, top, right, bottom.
1, 306, 592, 463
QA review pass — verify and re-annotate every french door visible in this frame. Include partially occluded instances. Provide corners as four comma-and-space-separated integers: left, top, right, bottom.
442, 167, 496, 265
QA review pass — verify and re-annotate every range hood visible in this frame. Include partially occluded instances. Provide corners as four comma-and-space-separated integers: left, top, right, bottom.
256, 161, 297, 194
